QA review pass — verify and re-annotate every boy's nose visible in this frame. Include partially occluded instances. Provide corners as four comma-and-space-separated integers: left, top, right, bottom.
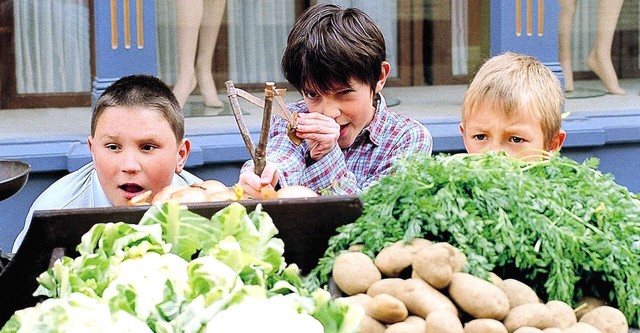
121, 152, 142, 173
320, 99, 341, 118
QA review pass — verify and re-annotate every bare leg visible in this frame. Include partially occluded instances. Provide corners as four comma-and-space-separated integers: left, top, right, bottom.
558, 0, 577, 92
586, 0, 625, 95
195, 0, 226, 107
173, 0, 204, 108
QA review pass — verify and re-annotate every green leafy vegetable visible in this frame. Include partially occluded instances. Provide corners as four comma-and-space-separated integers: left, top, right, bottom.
6, 202, 361, 333
308, 152, 640, 326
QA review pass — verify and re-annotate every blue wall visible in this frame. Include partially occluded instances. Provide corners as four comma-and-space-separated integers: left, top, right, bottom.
2, 110, 640, 252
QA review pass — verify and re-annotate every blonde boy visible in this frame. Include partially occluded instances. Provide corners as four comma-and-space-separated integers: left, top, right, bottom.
459, 52, 566, 158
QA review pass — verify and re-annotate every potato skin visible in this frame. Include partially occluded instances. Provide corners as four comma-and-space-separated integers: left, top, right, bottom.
448, 272, 510, 320
564, 322, 603, 333
574, 296, 608, 319
412, 244, 454, 289
545, 300, 576, 329
385, 316, 425, 333
463, 318, 508, 333
502, 303, 554, 333
499, 279, 539, 308
375, 242, 414, 277
360, 315, 387, 333
425, 309, 464, 333
579, 306, 628, 333
541, 328, 564, 333
368, 293, 409, 324
332, 252, 382, 295
512, 327, 543, 333
398, 278, 458, 318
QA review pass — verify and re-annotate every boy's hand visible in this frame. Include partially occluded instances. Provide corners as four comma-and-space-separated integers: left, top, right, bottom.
238, 162, 279, 199
295, 112, 340, 161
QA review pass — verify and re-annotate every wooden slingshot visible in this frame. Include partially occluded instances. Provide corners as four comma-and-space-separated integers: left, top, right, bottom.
225, 81, 301, 176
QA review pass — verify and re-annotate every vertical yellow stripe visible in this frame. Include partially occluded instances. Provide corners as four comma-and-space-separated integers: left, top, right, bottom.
515, 0, 522, 36
538, 0, 544, 36
136, 0, 144, 48
526, 0, 533, 36
123, 0, 131, 49
110, 0, 118, 49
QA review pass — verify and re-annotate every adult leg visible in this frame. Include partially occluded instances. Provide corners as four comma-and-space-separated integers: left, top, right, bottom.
173, 0, 204, 107
558, 0, 577, 92
586, 0, 625, 95
195, 0, 226, 108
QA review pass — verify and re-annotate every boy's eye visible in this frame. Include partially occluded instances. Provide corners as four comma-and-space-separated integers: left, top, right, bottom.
472, 134, 487, 141
510, 136, 525, 143
303, 91, 319, 99
141, 144, 157, 152
106, 144, 120, 151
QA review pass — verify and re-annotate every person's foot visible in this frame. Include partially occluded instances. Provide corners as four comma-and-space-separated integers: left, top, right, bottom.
196, 71, 224, 108
173, 75, 197, 107
586, 53, 625, 95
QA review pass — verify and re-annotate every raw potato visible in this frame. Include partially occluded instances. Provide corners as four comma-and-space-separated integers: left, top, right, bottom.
339, 293, 380, 332
396, 278, 458, 318
579, 306, 628, 333
332, 252, 382, 295
499, 279, 539, 308
276, 185, 318, 198
360, 315, 386, 333
408, 238, 433, 252
502, 303, 554, 333
512, 327, 543, 333
412, 244, 454, 289
425, 309, 464, 333
375, 242, 414, 277
367, 278, 406, 297
545, 300, 576, 329
340, 293, 373, 311
574, 296, 608, 319
431, 242, 467, 272
385, 316, 425, 333
169, 186, 209, 203
368, 278, 457, 318
463, 318, 508, 333
368, 293, 408, 324
448, 272, 510, 320
541, 328, 564, 333
564, 322, 603, 333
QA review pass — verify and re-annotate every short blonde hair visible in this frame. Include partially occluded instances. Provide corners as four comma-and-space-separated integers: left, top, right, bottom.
461, 52, 564, 149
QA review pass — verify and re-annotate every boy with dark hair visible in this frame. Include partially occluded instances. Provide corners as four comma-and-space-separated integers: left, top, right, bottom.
239, 3, 432, 197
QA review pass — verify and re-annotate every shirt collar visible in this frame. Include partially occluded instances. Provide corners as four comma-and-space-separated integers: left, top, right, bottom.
358, 93, 389, 147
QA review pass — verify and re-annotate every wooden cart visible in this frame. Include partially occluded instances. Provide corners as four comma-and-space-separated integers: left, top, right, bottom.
0, 195, 363, 325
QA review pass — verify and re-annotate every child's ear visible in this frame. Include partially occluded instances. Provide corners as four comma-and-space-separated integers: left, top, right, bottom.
458, 122, 465, 136
548, 129, 567, 152
175, 139, 191, 173
375, 61, 391, 93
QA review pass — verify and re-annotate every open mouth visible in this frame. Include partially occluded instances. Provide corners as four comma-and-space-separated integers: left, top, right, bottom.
119, 183, 144, 199
339, 124, 348, 137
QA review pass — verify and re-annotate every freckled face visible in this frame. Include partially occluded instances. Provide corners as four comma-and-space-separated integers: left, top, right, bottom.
460, 105, 547, 159
302, 80, 376, 149
88, 106, 188, 206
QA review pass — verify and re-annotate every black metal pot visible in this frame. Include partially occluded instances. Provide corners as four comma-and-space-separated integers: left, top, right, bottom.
0, 160, 31, 202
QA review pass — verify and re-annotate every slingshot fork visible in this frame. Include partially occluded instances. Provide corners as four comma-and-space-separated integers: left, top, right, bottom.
225, 81, 300, 176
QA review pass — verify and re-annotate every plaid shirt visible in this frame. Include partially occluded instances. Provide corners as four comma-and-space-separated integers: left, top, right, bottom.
243, 94, 433, 195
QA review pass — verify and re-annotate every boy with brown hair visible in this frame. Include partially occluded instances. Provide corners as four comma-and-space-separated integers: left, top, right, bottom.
459, 52, 566, 159
12, 74, 201, 251
239, 3, 433, 198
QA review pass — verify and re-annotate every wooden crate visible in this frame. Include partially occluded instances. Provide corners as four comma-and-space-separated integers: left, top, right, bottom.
0, 195, 363, 324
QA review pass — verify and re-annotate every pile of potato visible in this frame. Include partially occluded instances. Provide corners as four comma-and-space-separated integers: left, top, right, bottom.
127, 180, 318, 205
332, 239, 629, 333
